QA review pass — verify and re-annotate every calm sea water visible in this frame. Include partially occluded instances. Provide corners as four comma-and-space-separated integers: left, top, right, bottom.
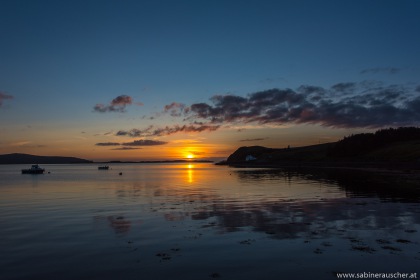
1, 163, 419, 280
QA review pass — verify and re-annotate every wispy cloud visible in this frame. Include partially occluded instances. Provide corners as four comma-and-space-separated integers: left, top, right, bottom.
164, 102, 187, 117
259, 77, 287, 84
95, 139, 168, 148
360, 67, 401, 75
330, 82, 356, 94
0, 92, 13, 107
239, 138, 267, 142
111, 147, 141, 150
93, 95, 140, 113
171, 139, 203, 144
10, 141, 31, 146
8, 141, 45, 148
116, 124, 220, 137
122, 140, 167, 146
95, 142, 121, 146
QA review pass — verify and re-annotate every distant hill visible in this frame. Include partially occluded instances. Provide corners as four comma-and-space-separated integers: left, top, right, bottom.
222, 127, 420, 167
0, 153, 93, 164
327, 127, 420, 158
222, 143, 332, 166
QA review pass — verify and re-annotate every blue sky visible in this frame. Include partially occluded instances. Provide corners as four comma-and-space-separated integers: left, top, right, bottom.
1, 0, 420, 160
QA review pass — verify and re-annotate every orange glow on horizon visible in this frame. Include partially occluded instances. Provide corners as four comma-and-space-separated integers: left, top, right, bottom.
1, 134, 233, 162
180, 146, 204, 160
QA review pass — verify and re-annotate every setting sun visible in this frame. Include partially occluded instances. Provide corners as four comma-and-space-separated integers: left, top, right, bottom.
181, 147, 203, 160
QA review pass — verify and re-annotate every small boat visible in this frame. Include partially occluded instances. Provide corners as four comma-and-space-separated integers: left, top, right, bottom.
22, 164, 45, 174
98, 165, 109, 170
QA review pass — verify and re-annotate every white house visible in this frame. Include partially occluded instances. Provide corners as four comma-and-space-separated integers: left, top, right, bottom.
245, 155, 257, 161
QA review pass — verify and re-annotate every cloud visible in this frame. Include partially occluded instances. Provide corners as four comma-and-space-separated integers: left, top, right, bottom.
111, 147, 141, 150
331, 82, 356, 94
297, 85, 326, 96
183, 83, 420, 128
10, 141, 31, 146
122, 140, 167, 146
239, 138, 267, 142
360, 67, 401, 75
93, 95, 138, 113
164, 102, 187, 117
259, 77, 287, 84
116, 129, 142, 137
111, 95, 132, 106
95, 142, 121, 146
0, 92, 13, 107
116, 124, 220, 137
95, 139, 168, 148
113, 82, 420, 137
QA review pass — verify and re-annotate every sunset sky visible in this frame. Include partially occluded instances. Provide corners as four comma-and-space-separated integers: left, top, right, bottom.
1, 0, 420, 161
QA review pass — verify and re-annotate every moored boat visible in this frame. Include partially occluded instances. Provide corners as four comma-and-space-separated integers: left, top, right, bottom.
21, 164, 45, 174
98, 165, 109, 170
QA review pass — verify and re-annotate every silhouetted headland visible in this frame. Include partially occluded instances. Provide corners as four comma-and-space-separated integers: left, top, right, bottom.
218, 127, 420, 172
0, 153, 93, 164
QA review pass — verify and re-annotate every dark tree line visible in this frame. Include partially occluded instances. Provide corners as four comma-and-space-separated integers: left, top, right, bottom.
328, 127, 420, 157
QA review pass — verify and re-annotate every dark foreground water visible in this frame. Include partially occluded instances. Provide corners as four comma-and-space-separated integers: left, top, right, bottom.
1, 163, 420, 280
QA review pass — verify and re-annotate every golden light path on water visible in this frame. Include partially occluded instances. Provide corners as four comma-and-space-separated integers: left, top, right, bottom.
187, 164, 194, 184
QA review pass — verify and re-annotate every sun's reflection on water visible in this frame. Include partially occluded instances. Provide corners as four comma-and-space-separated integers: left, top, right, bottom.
186, 164, 194, 183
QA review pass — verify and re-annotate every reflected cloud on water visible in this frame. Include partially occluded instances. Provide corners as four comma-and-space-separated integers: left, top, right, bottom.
93, 215, 132, 235
234, 168, 420, 202
191, 196, 420, 240
202, 168, 420, 238
106, 167, 420, 242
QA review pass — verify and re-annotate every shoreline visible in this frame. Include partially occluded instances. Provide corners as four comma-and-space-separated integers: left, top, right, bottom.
221, 161, 420, 178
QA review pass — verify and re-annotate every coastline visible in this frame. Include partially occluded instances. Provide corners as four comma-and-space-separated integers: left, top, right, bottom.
220, 161, 420, 183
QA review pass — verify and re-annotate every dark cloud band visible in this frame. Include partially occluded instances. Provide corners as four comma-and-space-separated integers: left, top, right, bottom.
113, 82, 420, 138
95, 139, 167, 148
182, 83, 420, 128
116, 124, 220, 137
